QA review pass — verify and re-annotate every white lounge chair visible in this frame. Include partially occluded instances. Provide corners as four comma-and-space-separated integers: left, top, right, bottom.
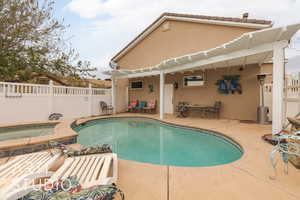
48, 153, 118, 188
7, 153, 118, 200
0, 150, 61, 199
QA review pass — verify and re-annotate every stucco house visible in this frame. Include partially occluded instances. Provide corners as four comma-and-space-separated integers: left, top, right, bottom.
105, 12, 300, 135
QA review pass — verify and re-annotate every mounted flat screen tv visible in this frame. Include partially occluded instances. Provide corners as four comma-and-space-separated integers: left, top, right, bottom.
183, 75, 205, 86
131, 81, 143, 89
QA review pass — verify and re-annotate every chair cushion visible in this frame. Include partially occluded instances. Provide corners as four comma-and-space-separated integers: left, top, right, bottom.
48, 142, 112, 157
19, 176, 124, 200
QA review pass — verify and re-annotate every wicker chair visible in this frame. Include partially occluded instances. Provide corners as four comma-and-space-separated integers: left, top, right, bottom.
144, 100, 156, 113
205, 101, 222, 118
100, 101, 113, 115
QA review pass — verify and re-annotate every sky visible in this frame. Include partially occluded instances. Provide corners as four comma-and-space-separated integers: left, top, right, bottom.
53, 0, 300, 78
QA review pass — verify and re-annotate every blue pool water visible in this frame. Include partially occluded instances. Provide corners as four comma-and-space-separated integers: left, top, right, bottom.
75, 118, 243, 167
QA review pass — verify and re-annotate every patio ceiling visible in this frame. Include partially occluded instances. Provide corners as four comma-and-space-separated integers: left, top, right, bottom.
105, 23, 300, 79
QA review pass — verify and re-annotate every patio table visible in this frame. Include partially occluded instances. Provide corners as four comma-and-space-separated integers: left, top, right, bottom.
176, 104, 210, 118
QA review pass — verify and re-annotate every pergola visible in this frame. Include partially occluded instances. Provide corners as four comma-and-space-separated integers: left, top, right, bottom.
105, 23, 300, 135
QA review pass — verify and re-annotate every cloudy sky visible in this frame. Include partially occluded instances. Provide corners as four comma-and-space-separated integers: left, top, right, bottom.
53, 0, 300, 78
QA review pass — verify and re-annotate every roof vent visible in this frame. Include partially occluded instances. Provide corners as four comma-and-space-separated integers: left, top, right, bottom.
242, 12, 249, 19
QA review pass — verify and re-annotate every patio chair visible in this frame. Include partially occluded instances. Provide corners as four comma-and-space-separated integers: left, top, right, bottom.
128, 99, 138, 112
8, 153, 118, 200
270, 131, 300, 179
205, 101, 222, 118
287, 117, 300, 132
0, 150, 61, 199
100, 101, 113, 115
176, 102, 189, 118
143, 100, 156, 113
134, 101, 147, 112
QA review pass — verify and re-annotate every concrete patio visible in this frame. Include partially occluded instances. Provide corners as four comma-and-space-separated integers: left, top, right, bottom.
97, 113, 300, 200
1, 113, 300, 200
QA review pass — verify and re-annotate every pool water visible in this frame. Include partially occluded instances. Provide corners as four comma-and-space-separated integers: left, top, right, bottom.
75, 118, 243, 167
0, 124, 55, 141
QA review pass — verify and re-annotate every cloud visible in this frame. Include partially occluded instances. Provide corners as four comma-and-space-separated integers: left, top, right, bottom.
65, 0, 300, 78
65, 0, 106, 18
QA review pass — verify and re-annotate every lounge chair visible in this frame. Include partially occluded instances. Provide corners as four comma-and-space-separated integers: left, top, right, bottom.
0, 150, 61, 199
100, 101, 113, 115
143, 100, 156, 113
270, 131, 300, 179
205, 101, 222, 118
135, 101, 147, 112
48, 153, 118, 187
6, 153, 118, 200
128, 99, 138, 112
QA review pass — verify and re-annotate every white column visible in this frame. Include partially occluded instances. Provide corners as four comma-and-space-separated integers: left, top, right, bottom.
112, 76, 117, 114
160, 71, 165, 119
272, 42, 287, 135
48, 80, 54, 117
88, 83, 92, 116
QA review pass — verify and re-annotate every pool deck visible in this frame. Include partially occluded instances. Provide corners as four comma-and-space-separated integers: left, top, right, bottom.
1, 113, 300, 200
77, 113, 300, 200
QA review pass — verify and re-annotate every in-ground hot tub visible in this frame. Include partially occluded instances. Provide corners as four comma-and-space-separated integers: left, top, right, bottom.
74, 117, 243, 167
0, 123, 56, 141
0, 122, 77, 158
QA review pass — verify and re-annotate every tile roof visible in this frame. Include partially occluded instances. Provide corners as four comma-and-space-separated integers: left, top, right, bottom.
163, 12, 272, 25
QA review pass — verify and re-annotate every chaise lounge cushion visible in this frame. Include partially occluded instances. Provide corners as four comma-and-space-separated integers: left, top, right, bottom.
49, 142, 112, 157
19, 176, 124, 200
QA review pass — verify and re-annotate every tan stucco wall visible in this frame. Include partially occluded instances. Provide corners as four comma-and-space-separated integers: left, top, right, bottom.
117, 20, 258, 69
128, 65, 261, 121
260, 63, 273, 83
114, 20, 268, 116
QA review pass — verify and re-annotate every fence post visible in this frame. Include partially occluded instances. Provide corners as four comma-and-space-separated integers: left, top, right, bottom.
3, 82, 6, 97
49, 80, 54, 119
89, 83, 92, 116
298, 72, 300, 116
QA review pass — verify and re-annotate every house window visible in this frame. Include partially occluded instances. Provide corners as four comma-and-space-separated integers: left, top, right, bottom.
131, 81, 143, 89
183, 75, 205, 87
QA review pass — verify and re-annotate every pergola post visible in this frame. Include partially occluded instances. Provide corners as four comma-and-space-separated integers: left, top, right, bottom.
112, 76, 117, 114
160, 71, 165, 119
272, 41, 287, 135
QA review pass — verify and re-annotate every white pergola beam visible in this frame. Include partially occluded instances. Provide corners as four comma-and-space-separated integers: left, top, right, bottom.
272, 42, 288, 135
164, 41, 288, 74
114, 41, 287, 80
116, 70, 160, 79
160, 71, 165, 119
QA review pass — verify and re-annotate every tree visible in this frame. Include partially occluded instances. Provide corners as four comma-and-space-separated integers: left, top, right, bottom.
0, 0, 96, 82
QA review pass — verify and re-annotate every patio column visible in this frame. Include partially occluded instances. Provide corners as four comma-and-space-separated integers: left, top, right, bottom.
160, 71, 165, 119
272, 41, 287, 135
112, 76, 117, 114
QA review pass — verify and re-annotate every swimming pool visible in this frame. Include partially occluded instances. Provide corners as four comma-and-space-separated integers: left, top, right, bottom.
0, 123, 56, 141
75, 118, 243, 167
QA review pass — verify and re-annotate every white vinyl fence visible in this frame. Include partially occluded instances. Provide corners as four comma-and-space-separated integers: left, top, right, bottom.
264, 72, 300, 122
0, 81, 111, 125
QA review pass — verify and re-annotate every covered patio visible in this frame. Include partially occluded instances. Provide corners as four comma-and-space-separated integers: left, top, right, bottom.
106, 24, 300, 135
